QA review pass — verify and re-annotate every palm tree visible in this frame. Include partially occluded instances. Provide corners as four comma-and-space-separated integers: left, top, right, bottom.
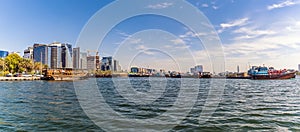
19, 59, 33, 73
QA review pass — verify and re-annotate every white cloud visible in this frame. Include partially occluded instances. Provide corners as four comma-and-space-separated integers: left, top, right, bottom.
223, 20, 300, 71
128, 38, 142, 44
147, 2, 173, 9
202, 4, 209, 7
267, 0, 298, 10
234, 27, 276, 35
212, 6, 219, 10
233, 27, 277, 40
136, 45, 147, 50
171, 38, 185, 45
220, 18, 249, 29
179, 31, 212, 38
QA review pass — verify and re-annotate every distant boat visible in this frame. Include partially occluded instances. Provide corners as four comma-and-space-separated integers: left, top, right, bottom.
248, 66, 296, 80
128, 67, 150, 77
169, 72, 181, 78
226, 72, 251, 79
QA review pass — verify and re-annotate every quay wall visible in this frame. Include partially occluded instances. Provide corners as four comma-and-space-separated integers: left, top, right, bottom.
0, 77, 41, 81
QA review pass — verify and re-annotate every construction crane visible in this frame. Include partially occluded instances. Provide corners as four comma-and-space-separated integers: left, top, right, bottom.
86, 50, 99, 56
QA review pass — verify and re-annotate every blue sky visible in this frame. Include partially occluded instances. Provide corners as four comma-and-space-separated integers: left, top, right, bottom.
1, 0, 300, 72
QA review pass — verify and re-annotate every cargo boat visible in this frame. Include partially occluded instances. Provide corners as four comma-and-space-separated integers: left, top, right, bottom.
248, 66, 296, 80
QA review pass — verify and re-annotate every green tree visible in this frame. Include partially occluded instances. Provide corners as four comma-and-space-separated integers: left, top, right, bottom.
4, 53, 23, 73
0, 58, 5, 71
19, 58, 33, 73
33, 62, 47, 74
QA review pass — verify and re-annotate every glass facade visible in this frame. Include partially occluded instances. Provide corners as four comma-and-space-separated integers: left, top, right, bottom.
33, 45, 48, 65
0, 50, 9, 58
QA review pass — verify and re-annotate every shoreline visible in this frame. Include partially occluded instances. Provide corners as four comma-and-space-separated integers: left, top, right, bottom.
0, 77, 41, 81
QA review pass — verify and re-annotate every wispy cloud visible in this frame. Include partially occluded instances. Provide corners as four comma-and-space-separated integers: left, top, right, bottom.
233, 27, 277, 40
171, 38, 185, 45
146, 2, 173, 9
220, 18, 249, 29
219, 18, 249, 33
128, 38, 142, 44
212, 5, 219, 10
179, 31, 213, 39
135, 45, 155, 55
224, 20, 300, 70
202, 4, 209, 7
267, 0, 298, 10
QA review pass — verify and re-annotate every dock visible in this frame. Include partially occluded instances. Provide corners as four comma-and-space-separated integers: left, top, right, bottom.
0, 77, 41, 81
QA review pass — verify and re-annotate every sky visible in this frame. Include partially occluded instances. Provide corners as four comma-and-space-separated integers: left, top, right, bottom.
0, 0, 300, 72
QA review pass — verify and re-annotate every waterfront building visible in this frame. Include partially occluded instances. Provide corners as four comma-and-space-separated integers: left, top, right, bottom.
190, 68, 195, 74
73, 47, 80, 69
23, 47, 33, 60
113, 59, 121, 71
61, 43, 73, 68
33, 42, 72, 69
101, 56, 121, 71
87, 55, 100, 71
79, 52, 87, 69
0, 50, 9, 58
195, 65, 203, 73
190, 65, 203, 75
33, 44, 48, 65
101, 56, 112, 71
47, 42, 73, 69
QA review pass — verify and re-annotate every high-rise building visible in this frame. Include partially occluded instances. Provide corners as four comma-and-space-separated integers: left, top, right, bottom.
61, 43, 72, 68
190, 68, 195, 74
0, 50, 9, 58
101, 56, 113, 71
33, 44, 48, 65
80, 52, 87, 69
101, 56, 121, 71
33, 42, 72, 69
87, 55, 100, 71
195, 65, 203, 73
298, 64, 300, 71
190, 65, 203, 75
23, 47, 33, 60
73, 47, 80, 69
47, 42, 72, 69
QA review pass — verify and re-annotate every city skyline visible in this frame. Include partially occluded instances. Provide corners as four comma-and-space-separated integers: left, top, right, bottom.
1, 0, 300, 72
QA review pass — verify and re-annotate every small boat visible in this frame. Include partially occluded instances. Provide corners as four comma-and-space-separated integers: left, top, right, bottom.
248, 66, 296, 80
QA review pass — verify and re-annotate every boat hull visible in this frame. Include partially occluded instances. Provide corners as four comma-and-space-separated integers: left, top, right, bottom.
128, 74, 150, 77
251, 72, 296, 80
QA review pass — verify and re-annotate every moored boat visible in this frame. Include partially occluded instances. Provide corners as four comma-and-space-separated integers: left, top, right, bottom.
41, 68, 88, 81
128, 67, 150, 77
199, 72, 212, 78
248, 66, 296, 80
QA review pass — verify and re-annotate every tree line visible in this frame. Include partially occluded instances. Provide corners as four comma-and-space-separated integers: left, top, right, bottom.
0, 53, 48, 76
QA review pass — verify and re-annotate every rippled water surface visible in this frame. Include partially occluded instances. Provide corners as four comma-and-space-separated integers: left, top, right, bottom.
0, 77, 300, 131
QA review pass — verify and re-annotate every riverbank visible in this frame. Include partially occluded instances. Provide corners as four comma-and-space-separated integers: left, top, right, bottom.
0, 77, 41, 81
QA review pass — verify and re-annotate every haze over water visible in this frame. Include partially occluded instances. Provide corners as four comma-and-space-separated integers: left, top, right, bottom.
0, 77, 300, 131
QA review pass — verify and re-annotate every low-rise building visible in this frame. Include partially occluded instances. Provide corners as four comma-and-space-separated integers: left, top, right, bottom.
0, 50, 9, 58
